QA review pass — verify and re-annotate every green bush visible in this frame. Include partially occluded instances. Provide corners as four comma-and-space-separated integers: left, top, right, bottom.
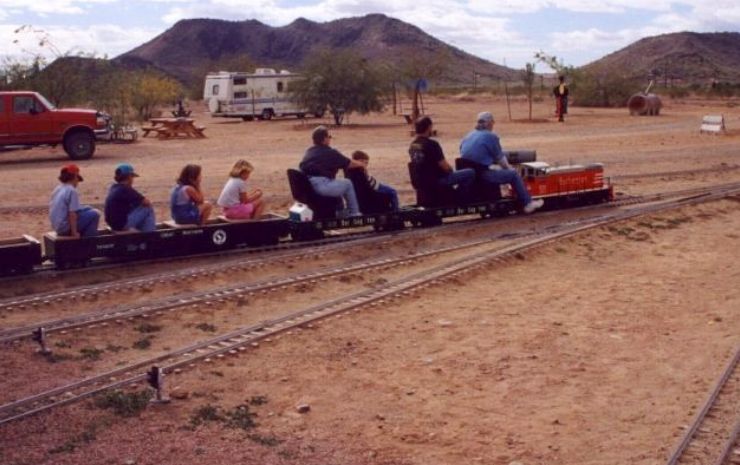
94, 389, 152, 416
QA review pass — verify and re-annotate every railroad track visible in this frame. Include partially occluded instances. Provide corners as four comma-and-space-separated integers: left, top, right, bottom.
1, 182, 738, 426
612, 164, 740, 181
4, 180, 734, 311
0, 231, 531, 343
1, 181, 730, 327
664, 347, 740, 465
1, 180, 735, 291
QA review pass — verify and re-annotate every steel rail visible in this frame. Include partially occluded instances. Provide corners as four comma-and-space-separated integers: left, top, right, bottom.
665, 347, 740, 465
3, 183, 732, 341
0, 231, 527, 342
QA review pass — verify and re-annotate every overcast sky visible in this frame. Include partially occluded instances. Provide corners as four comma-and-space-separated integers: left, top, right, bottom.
0, 0, 738, 71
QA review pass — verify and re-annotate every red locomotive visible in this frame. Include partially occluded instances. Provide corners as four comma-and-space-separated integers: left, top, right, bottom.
518, 161, 613, 205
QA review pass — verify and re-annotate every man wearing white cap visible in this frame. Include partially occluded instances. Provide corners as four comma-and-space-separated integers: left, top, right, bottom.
459, 112, 543, 214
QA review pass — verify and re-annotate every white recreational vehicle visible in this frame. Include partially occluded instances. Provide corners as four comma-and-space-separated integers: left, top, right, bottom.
203, 68, 322, 121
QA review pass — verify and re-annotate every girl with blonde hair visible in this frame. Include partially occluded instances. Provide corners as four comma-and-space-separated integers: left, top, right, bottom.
217, 159, 265, 219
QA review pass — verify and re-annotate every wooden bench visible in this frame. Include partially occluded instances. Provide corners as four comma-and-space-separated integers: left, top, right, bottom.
141, 126, 158, 137
194, 125, 207, 138
700, 115, 726, 134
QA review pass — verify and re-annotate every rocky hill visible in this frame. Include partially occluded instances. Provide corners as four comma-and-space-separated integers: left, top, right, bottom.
582, 31, 740, 85
115, 14, 518, 87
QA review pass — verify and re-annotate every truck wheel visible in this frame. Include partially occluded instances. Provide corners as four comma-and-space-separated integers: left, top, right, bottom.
64, 131, 96, 160
314, 109, 325, 118
260, 109, 273, 120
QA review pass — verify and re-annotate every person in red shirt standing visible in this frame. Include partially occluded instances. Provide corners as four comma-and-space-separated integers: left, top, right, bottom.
553, 76, 569, 122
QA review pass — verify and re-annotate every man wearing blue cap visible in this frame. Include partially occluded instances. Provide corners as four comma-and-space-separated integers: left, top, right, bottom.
460, 112, 543, 214
104, 163, 156, 232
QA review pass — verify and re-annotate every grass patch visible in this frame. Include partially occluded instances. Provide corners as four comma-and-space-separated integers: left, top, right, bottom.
608, 226, 635, 236
248, 433, 282, 447
78, 347, 104, 361
48, 429, 97, 454
196, 323, 217, 332
136, 323, 162, 333
190, 404, 224, 426
94, 389, 152, 417
105, 344, 126, 353
249, 395, 268, 406
190, 404, 257, 430
666, 216, 692, 227
224, 404, 258, 430
54, 340, 72, 348
132, 337, 153, 350
41, 352, 74, 363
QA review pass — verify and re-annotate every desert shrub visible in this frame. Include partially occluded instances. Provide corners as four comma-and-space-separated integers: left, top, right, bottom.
94, 389, 152, 416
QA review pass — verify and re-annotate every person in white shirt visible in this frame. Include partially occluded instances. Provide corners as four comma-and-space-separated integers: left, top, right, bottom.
217, 160, 266, 219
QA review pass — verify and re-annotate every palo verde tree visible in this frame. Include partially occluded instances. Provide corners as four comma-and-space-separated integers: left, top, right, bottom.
290, 48, 386, 126
129, 70, 182, 120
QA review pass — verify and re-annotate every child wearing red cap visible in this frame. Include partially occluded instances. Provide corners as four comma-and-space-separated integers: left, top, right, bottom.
49, 164, 100, 238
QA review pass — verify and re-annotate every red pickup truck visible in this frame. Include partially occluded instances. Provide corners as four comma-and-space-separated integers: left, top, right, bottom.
0, 91, 111, 160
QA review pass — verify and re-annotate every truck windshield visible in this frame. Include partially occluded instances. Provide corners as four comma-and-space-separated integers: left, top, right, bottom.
36, 94, 56, 110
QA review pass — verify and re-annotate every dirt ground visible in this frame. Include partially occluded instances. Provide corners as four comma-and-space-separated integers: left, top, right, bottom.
0, 95, 739, 465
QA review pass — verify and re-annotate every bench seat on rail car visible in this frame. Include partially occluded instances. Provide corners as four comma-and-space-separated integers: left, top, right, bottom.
287, 169, 343, 220
407, 162, 457, 208
455, 158, 502, 203
343, 167, 394, 214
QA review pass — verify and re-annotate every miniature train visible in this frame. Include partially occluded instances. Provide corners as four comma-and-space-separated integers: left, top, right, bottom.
0, 151, 612, 276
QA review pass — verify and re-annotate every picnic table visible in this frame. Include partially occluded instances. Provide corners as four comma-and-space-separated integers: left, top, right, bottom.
141, 118, 206, 139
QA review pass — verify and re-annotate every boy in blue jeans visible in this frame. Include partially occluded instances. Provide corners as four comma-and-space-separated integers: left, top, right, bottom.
104, 163, 156, 232
351, 151, 399, 211
49, 164, 100, 237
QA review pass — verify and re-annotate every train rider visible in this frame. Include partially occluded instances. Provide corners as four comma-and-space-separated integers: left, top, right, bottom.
49, 164, 100, 238
299, 125, 364, 217
459, 112, 544, 214
171, 164, 213, 225
217, 159, 266, 220
408, 116, 475, 196
104, 163, 157, 232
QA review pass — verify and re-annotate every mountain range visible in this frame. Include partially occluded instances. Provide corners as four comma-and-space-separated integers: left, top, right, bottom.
116, 14, 518, 87
112, 14, 740, 88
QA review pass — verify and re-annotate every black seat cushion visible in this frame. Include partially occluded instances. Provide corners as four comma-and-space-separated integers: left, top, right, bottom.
286, 169, 342, 220
455, 158, 501, 202
344, 168, 393, 214
407, 162, 456, 207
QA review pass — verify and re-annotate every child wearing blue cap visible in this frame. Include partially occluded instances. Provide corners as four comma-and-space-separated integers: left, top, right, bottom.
104, 163, 157, 232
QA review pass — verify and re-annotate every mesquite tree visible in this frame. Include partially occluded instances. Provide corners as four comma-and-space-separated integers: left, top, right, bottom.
290, 49, 386, 126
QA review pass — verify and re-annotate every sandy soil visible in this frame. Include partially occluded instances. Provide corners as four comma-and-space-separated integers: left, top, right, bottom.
0, 96, 738, 465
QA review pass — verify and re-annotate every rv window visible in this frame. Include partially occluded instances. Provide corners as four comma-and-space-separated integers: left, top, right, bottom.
234, 92, 247, 99
233, 77, 247, 85
277, 82, 284, 92
212, 85, 220, 96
